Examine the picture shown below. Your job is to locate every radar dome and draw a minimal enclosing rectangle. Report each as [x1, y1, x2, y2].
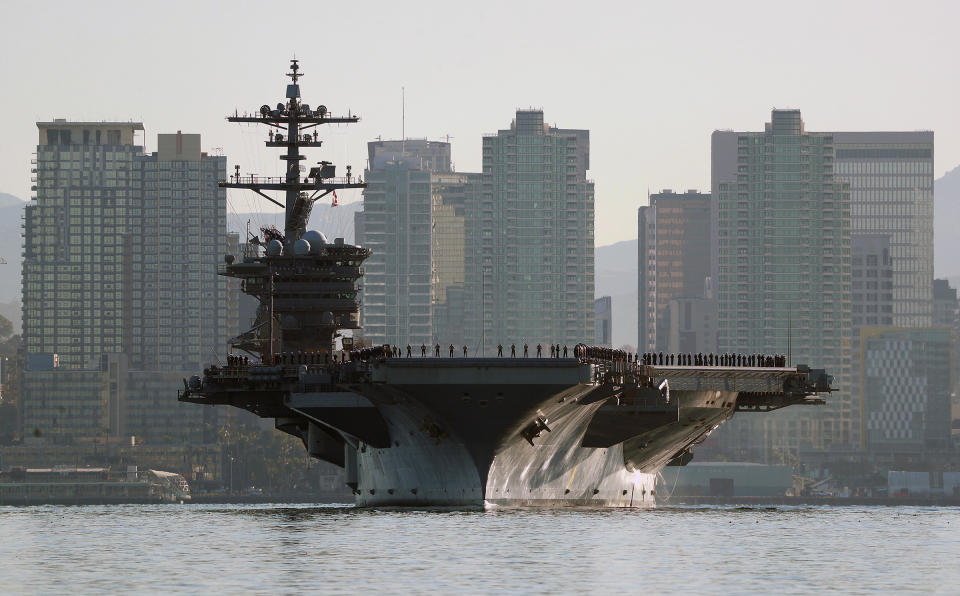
[294, 239, 311, 255]
[265, 239, 284, 256]
[302, 230, 327, 253]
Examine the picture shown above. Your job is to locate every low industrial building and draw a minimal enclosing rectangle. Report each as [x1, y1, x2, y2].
[658, 462, 794, 497]
[888, 471, 960, 497]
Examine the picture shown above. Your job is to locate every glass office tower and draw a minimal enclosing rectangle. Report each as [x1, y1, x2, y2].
[474, 110, 594, 351]
[834, 132, 934, 328]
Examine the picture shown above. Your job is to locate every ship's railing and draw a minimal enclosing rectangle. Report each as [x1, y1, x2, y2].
[218, 262, 365, 276]
[572, 345, 828, 394]
[202, 357, 358, 384]
[223, 174, 362, 187]
[575, 345, 791, 371]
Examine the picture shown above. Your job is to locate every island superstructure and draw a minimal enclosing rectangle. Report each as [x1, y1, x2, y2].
[179, 60, 833, 507]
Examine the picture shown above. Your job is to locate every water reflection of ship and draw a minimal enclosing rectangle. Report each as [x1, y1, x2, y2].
[179, 60, 832, 508]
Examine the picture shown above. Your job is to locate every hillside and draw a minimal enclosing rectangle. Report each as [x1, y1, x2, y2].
[0, 193, 23, 208]
[594, 238, 638, 349]
[0, 194, 25, 307]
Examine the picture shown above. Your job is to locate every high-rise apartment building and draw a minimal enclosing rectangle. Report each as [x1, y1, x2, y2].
[473, 110, 594, 351]
[711, 110, 852, 456]
[357, 112, 595, 353]
[638, 190, 711, 352]
[356, 144, 434, 345]
[132, 132, 232, 371]
[431, 171, 482, 346]
[356, 140, 478, 346]
[835, 132, 934, 328]
[24, 121, 145, 369]
[22, 123, 233, 443]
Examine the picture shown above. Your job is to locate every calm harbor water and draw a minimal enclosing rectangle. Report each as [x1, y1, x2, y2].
[1, 503, 957, 595]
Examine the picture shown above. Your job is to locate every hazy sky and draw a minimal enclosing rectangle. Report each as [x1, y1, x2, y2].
[2, 0, 958, 244]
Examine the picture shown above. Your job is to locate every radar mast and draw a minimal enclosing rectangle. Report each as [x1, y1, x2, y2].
[223, 58, 365, 243]
[218, 59, 370, 359]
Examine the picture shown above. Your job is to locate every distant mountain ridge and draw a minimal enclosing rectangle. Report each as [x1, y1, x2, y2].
[0, 194, 25, 308]
[0, 192, 24, 208]
[594, 238, 638, 349]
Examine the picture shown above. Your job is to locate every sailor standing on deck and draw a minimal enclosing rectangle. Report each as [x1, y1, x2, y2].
[511, 343, 516, 358]
[524, 343, 529, 358]
[537, 344, 543, 358]
[497, 344, 503, 357]
[463, 345, 468, 357]
[406, 345, 412, 358]
[435, 343, 441, 357]
[449, 344, 455, 357]
[421, 344, 427, 357]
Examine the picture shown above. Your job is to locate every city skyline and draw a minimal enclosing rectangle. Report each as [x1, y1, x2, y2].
[0, 23, 957, 521]
[356, 110, 595, 351]
[20, 124, 236, 445]
[2, 1, 959, 247]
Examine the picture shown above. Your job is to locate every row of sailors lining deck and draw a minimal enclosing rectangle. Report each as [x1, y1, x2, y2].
[351, 343, 583, 360]
[220, 349, 789, 369]
[220, 352, 350, 369]
[641, 352, 787, 368]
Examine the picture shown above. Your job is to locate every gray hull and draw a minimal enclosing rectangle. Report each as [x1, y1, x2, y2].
[302, 359, 736, 508]
[186, 357, 827, 509]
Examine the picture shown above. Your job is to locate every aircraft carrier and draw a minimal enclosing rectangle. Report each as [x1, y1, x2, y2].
[179, 60, 833, 508]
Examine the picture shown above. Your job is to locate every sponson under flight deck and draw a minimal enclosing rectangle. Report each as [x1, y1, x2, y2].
[179, 60, 833, 508]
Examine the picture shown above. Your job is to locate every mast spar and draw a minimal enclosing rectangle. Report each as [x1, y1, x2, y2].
[222, 58, 366, 243]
